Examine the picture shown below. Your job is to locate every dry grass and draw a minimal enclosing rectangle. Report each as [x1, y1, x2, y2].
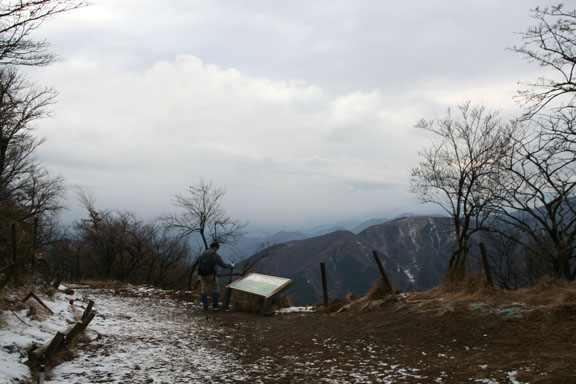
[316, 293, 361, 313]
[365, 278, 394, 300]
[515, 275, 576, 305]
[410, 275, 576, 317]
[322, 274, 576, 318]
[77, 279, 123, 288]
[435, 272, 498, 295]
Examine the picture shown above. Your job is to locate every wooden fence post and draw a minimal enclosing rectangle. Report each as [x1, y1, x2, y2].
[371, 250, 394, 293]
[80, 311, 96, 329]
[223, 267, 234, 311]
[320, 262, 329, 306]
[64, 323, 84, 344]
[23, 292, 54, 315]
[44, 332, 65, 361]
[52, 275, 62, 289]
[82, 300, 94, 321]
[27, 310, 96, 369]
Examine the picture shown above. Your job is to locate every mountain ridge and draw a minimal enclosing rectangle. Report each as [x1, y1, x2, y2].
[246, 215, 454, 305]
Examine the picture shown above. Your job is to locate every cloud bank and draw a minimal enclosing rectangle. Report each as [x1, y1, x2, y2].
[25, 0, 560, 228]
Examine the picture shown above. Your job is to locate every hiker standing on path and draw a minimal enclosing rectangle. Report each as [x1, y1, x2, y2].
[197, 242, 234, 310]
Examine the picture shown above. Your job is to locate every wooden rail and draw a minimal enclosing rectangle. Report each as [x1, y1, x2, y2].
[27, 301, 96, 369]
[22, 292, 54, 315]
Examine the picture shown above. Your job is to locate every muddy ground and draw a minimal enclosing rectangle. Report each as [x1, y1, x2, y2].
[208, 281, 576, 383]
[7, 279, 574, 383]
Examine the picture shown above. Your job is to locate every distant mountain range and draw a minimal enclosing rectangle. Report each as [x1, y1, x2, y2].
[218, 217, 395, 261]
[242, 215, 454, 305]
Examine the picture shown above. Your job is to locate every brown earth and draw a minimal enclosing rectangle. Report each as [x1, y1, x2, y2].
[207, 279, 576, 383]
[8, 279, 573, 383]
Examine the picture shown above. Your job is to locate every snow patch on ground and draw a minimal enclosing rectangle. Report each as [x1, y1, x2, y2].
[275, 306, 314, 314]
[1, 286, 542, 383]
[0, 287, 78, 384]
[46, 288, 244, 383]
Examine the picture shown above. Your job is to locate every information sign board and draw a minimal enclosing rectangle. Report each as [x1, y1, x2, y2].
[226, 273, 293, 298]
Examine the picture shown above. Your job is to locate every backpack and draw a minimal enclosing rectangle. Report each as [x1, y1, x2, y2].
[197, 250, 216, 276]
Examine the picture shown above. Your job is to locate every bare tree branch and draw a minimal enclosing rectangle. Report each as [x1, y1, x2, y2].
[0, 0, 88, 66]
[411, 102, 516, 278]
[495, 110, 576, 281]
[161, 178, 247, 249]
[512, 4, 576, 117]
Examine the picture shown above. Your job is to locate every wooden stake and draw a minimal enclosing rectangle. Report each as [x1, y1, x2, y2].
[27, 331, 63, 367]
[52, 275, 62, 289]
[223, 288, 232, 310]
[27, 311, 97, 369]
[82, 300, 94, 321]
[64, 322, 84, 343]
[43, 332, 65, 361]
[81, 311, 96, 329]
[22, 292, 54, 315]
[372, 250, 394, 293]
[320, 262, 329, 306]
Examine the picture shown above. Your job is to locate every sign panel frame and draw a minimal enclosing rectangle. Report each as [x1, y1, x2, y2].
[226, 272, 293, 298]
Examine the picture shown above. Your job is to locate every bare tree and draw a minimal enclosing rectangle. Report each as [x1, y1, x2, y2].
[74, 190, 119, 280]
[0, 69, 56, 203]
[485, 4, 576, 284]
[147, 229, 190, 287]
[411, 102, 516, 280]
[18, 165, 64, 220]
[0, 0, 87, 275]
[235, 241, 275, 277]
[0, 67, 63, 267]
[162, 179, 247, 249]
[0, 0, 88, 221]
[495, 110, 576, 281]
[0, 0, 88, 66]
[74, 189, 192, 284]
[512, 4, 576, 116]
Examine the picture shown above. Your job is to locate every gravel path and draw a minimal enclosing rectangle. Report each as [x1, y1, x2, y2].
[48, 289, 250, 383]
[43, 286, 574, 383]
[47, 288, 420, 384]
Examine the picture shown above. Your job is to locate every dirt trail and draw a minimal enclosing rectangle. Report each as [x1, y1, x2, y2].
[212, 288, 576, 383]
[47, 285, 575, 383]
[47, 288, 247, 383]
[50, 288, 427, 383]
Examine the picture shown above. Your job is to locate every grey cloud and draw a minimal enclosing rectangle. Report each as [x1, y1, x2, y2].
[24, 0, 561, 229]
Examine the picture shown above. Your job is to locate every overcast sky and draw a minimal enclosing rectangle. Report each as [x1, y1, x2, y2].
[25, 0, 561, 230]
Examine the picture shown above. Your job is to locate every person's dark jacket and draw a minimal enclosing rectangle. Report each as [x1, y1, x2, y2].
[197, 247, 232, 276]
